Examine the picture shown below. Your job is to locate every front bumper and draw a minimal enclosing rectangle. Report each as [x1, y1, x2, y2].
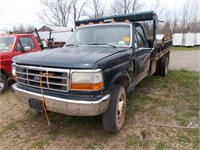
[12, 84, 110, 116]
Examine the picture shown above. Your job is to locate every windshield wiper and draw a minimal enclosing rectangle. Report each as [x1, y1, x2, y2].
[87, 43, 116, 48]
[65, 44, 79, 47]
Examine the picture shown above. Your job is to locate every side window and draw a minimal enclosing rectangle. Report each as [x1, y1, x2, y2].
[16, 42, 23, 51]
[19, 37, 36, 50]
[135, 26, 146, 48]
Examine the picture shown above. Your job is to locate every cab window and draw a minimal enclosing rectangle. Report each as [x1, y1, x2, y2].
[16, 37, 36, 51]
[66, 24, 131, 47]
[135, 26, 146, 48]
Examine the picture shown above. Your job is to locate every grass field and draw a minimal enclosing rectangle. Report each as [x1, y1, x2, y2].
[172, 46, 200, 51]
[0, 70, 199, 150]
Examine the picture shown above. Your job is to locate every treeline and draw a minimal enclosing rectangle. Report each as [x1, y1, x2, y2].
[11, 24, 36, 34]
[11, 0, 200, 35]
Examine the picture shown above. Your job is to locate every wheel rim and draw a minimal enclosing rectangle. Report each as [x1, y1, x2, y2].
[117, 94, 126, 124]
[0, 78, 5, 91]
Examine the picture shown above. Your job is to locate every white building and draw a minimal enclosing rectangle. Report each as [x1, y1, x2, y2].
[172, 33, 183, 46]
[195, 33, 200, 46]
[183, 33, 195, 47]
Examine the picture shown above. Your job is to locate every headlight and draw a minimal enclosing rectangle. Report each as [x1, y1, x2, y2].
[71, 69, 104, 91]
[12, 63, 16, 80]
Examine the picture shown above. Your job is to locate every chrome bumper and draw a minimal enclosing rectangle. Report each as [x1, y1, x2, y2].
[12, 84, 110, 116]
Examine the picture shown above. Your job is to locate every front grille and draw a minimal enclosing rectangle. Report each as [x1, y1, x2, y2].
[15, 64, 70, 92]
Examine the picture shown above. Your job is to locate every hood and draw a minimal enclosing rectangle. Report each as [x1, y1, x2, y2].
[13, 46, 127, 69]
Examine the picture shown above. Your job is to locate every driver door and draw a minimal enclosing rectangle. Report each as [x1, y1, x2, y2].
[134, 25, 151, 78]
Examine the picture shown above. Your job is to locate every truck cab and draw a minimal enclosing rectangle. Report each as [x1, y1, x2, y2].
[0, 34, 42, 93]
[12, 11, 172, 132]
[65, 22, 151, 88]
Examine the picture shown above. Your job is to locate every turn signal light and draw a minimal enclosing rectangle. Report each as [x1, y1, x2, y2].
[71, 82, 104, 91]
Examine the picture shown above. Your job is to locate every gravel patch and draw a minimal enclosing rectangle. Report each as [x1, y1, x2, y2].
[169, 50, 200, 72]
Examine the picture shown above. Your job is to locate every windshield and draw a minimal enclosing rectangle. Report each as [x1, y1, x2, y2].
[0, 36, 15, 52]
[66, 24, 131, 47]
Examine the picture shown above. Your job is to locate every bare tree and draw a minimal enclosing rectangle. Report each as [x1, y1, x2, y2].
[25, 25, 36, 33]
[160, 20, 172, 36]
[71, 0, 88, 24]
[180, 0, 200, 33]
[171, 7, 178, 33]
[181, 1, 189, 33]
[110, 0, 143, 15]
[150, 0, 168, 21]
[83, 0, 105, 18]
[38, 0, 73, 27]
[148, 0, 172, 36]
[189, 0, 199, 32]
[92, 0, 104, 18]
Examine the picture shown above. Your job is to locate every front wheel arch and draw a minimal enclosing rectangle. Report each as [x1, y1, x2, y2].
[0, 68, 9, 79]
[106, 70, 131, 93]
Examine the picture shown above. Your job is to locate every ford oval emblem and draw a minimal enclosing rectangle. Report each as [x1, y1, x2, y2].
[33, 76, 40, 81]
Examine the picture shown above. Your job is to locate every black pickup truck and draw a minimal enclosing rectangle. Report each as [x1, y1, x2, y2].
[12, 11, 172, 133]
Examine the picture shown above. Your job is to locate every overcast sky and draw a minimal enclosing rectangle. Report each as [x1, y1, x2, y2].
[0, 0, 188, 31]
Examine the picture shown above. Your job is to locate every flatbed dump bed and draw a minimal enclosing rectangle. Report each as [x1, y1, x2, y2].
[154, 40, 172, 59]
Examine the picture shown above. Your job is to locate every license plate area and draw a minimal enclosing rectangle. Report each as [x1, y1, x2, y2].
[28, 98, 44, 113]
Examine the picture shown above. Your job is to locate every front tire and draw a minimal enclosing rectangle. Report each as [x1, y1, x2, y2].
[0, 73, 8, 93]
[102, 85, 126, 133]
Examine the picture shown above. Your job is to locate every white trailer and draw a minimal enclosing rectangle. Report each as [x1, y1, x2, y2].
[172, 33, 183, 46]
[195, 33, 200, 46]
[183, 33, 195, 47]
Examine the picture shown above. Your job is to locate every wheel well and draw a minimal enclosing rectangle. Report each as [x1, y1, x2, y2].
[115, 76, 130, 92]
[0, 69, 8, 79]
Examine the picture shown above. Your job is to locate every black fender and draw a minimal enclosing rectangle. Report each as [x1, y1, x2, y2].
[105, 70, 131, 93]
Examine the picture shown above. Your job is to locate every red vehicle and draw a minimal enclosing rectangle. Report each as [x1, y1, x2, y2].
[0, 34, 42, 93]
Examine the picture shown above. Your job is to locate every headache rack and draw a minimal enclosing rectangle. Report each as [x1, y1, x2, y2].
[75, 11, 158, 41]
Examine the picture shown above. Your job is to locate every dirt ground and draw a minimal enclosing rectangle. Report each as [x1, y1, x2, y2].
[169, 50, 200, 72]
[0, 51, 199, 150]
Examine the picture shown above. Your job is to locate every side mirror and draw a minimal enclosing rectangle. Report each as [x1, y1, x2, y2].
[23, 46, 31, 51]
[154, 34, 165, 48]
